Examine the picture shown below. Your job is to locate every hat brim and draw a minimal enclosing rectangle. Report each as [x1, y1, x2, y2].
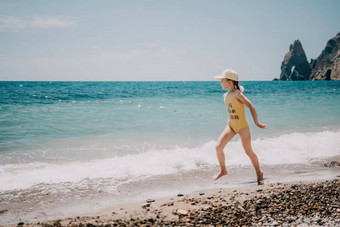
[214, 75, 238, 81]
[214, 75, 224, 80]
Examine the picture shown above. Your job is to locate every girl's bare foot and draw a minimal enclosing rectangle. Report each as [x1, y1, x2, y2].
[257, 171, 264, 184]
[212, 169, 228, 180]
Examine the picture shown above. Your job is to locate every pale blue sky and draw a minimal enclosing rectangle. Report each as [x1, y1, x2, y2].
[0, 0, 339, 81]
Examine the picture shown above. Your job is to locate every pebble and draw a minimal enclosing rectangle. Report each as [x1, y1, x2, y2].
[272, 221, 279, 226]
[303, 217, 311, 224]
[141, 203, 150, 208]
[0, 209, 8, 214]
[176, 209, 188, 215]
[146, 199, 155, 203]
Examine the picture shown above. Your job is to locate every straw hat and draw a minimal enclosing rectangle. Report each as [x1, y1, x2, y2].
[214, 69, 238, 81]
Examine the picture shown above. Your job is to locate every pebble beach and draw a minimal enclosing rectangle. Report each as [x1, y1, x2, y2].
[8, 179, 339, 227]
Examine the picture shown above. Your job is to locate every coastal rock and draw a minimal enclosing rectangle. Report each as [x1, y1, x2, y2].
[310, 32, 340, 80]
[279, 40, 311, 80]
[277, 32, 340, 80]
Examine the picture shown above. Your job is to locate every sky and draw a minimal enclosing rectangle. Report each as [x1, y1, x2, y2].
[0, 0, 339, 81]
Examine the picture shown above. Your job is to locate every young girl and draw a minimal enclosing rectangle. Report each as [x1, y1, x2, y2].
[213, 69, 266, 183]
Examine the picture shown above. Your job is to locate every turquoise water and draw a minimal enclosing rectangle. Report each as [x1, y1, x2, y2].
[0, 81, 339, 223]
[1, 81, 340, 163]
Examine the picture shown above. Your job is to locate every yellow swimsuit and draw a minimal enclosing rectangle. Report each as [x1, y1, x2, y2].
[223, 93, 248, 133]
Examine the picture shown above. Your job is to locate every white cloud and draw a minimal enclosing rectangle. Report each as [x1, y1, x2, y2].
[31, 18, 76, 28]
[0, 16, 76, 31]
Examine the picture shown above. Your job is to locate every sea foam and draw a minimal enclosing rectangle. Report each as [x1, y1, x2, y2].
[0, 130, 339, 191]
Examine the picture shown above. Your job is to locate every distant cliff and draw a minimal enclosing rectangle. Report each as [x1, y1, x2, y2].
[310, 32, 340, 80]
[276, 32, 340, 80]
[279, 40, 311, 80]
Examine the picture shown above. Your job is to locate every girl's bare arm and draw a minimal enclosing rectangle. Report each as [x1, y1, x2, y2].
[235, 90, 267, 129]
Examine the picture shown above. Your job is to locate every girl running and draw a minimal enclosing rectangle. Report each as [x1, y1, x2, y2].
[213, 69, 267, 183]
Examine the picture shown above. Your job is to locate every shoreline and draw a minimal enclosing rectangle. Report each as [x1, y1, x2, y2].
[5, 178, 339, 227]
[1, 162, 339, 226]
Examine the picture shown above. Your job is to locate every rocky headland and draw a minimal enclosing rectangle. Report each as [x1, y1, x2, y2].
[276, 32, 340, 81]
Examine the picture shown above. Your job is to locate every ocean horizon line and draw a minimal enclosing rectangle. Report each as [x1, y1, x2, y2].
[0, 79, 335, 82]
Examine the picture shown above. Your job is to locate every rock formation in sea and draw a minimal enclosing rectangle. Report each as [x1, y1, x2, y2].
[310, 32, 340, 80]
[277, 32, 340, 81]
[279, 40, 311, 81]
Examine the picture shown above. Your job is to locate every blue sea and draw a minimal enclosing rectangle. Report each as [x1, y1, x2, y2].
[0, 81, 340, 223]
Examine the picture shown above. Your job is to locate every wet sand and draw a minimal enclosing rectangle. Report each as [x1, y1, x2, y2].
[4, 178, 339, 227]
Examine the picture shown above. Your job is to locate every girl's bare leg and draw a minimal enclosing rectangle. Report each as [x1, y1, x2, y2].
[239, 126, 264, 182]
[213, 125, 236, 180]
